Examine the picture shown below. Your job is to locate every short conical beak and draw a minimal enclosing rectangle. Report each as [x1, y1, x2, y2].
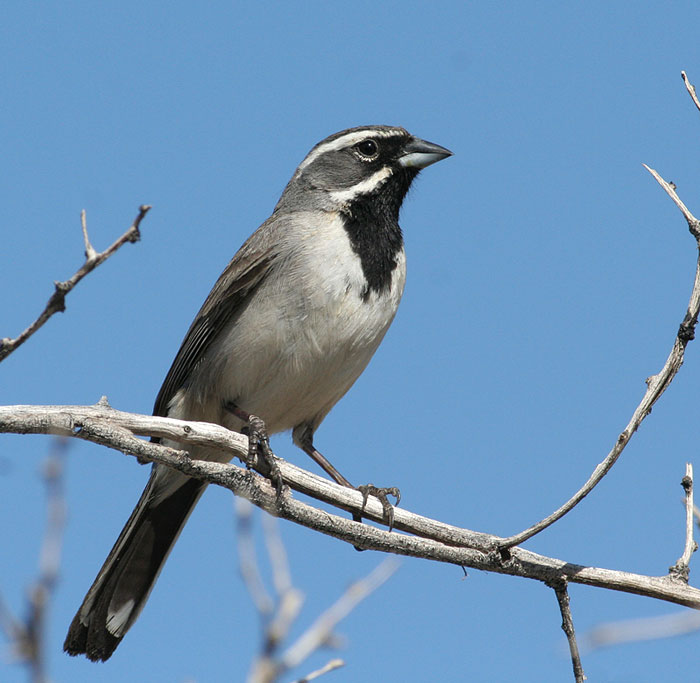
[399, 136, 453, 169]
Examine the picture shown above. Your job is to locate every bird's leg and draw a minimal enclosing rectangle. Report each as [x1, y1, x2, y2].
[224, 402, 283, 495]
[295, 427, 401, 530]
[300, 440, 353, 488]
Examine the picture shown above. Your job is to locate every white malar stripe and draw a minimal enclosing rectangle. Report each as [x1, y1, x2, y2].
[297, 128, 405, 173]
[328, 166, 393, 204]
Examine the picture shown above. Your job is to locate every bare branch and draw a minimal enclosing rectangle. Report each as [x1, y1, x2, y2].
[80, 209, 97, 260]
[262, 510, 293, 598]
[682, 70, 700, 114]
[280, 560, 397, 672]
[0, 401, 496, 548]
[642, 164, 700, 237]
[259, 526, 304, 677]
[670, 464, 697, 582]
[242, 501, 390, 683]
[0, 205, 151, 362]
[244, 503, 305, 683]
[586, 610, 700, 650]
[237, 499, 275, 617]
[0, 593, 25, 662]
[501, 161, 700, 549]
[293, 659, 344, 682]
[0, 439, 68, 683]
[548, 579, 585, 683]
[3, 402, 700, 611]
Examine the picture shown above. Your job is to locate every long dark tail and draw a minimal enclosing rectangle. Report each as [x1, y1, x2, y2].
[63, 468, 206, 661]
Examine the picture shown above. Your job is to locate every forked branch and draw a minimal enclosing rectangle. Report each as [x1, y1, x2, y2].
[500, 72, 700, 549]
[0, 205, 150, 362]
[2, 402, 700, 613]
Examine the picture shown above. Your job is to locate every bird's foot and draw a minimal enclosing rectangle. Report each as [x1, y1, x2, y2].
[245, 415, 282, 497]
[242, 415, 283, 495]
[357, 484, 401, 531]
[226, 402, 283, 495]
[293, 425, 400, 530]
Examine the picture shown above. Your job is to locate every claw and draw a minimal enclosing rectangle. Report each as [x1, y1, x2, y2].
[357, 484, 401, 531]
[248, 416, 283, 496]
[294, 431, 400, 528]
[227, 403, 283, 496]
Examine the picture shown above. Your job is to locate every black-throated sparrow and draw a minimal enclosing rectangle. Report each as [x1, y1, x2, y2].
[64, 125, 452, 661]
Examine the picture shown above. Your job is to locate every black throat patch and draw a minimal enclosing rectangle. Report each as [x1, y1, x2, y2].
[341, 167, 417, 301]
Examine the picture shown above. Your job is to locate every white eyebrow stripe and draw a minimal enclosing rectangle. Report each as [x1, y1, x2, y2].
[297, 128, 405, 173]
[328, 166, 394, 204]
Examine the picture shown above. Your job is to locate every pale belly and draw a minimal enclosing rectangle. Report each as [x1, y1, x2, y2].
[214, 259, 404, 434]
[167, 214, 406, 444]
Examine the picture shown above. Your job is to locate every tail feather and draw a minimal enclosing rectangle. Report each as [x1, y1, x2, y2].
[63, 469, 206, 661]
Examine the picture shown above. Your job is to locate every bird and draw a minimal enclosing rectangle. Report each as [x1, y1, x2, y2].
[63, 125, 452, 661]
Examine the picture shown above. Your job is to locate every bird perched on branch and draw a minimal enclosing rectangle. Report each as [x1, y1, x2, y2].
[64, 125, 452, 661]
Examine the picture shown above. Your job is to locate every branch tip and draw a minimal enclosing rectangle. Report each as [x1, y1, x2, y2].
[0, 205, 150, 363]
[671, 463, 697, 581]
[81, 209, 97, 260]
[682, 70, 700, 113]
[501, 84, 700, 549]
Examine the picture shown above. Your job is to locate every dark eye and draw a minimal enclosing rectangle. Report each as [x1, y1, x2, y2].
[356, 139, 379, 159]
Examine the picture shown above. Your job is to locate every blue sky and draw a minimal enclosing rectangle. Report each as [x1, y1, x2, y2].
[3, 2, 700, 681]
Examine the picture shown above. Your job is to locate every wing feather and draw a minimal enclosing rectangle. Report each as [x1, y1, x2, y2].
[152, 234, 277, 418]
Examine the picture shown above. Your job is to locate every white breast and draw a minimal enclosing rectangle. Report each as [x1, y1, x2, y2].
[188, 211, 406, 437]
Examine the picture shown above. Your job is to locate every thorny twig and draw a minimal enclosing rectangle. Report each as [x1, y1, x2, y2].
[0, 205, 150, 362]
